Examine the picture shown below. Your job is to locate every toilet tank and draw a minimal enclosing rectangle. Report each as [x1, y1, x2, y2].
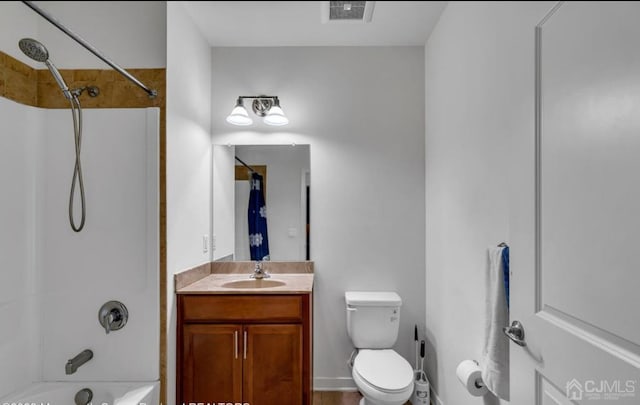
[345, 291, 402, 349]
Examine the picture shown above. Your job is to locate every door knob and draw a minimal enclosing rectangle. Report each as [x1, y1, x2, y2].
[503, 320, 527, 346]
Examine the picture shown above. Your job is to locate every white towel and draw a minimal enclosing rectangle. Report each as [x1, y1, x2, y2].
[481, 246, 510, 400]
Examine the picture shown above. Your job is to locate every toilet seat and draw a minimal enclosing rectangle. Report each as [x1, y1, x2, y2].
[353, 349, 414, 393]
[353, 371, 415, 405]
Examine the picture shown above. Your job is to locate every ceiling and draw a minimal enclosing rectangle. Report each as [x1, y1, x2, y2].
[182, 1, 448, 47]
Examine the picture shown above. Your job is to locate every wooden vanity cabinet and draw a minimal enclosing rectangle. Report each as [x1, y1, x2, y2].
[181, 324, 243, 402]
[177, 294, 312, 405]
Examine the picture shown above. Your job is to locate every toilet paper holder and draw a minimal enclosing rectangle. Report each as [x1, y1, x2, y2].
[457, 359, 488, 397]
[471, 360, 485, 389]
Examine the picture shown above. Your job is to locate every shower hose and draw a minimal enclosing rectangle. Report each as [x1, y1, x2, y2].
[68, 95, 86, 232]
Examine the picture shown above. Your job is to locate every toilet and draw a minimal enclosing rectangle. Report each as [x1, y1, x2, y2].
[345, 291, 414, 405]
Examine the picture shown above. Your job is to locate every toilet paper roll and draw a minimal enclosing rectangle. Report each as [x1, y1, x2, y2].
[456, 360, 488, 397]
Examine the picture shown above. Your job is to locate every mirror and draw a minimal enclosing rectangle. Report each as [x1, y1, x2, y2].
[212, 144, 310, 261]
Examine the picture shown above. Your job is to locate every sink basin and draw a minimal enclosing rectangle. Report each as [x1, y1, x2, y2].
[221, 279, 287, 289]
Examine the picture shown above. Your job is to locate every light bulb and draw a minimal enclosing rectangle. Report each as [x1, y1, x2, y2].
[226, 99, 253, 126]
[264, 99, 289, 126]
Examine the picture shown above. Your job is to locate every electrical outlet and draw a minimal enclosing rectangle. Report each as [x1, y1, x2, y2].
[203, 235, 209, 253]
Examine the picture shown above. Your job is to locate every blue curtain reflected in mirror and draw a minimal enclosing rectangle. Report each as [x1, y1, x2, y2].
[248, 172, 270, 261]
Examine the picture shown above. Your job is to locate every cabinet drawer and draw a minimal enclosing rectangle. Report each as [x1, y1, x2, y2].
[181, 295, 303, 322]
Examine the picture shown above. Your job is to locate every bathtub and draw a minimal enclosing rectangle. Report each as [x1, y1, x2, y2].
[0, 382, 159, 405]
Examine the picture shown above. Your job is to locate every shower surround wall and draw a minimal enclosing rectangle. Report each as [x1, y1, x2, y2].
[0, 98, 40, 398]
[0, 61, 162, 397]
[39, 106, 159, 381]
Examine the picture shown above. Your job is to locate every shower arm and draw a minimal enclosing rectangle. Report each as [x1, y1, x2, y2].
[22, 1, 157, 99]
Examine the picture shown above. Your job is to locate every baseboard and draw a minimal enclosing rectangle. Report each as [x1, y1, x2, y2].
[313, 377, 358, 391]
[313, 377, 443, 404]
[431, 385, 443, 405]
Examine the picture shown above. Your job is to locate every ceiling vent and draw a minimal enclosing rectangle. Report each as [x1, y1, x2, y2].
[321, 1, 376, 24]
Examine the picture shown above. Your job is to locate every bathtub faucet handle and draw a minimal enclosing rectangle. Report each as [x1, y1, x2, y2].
[98, 301, 129, 335]
[102, 311, 115, 334]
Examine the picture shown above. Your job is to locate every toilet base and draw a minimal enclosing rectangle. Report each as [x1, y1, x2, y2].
[359, 398, 378, 405]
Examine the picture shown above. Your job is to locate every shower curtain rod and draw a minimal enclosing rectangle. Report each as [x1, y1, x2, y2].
[22, 1, 157, 99]
[235, 156, 256, 173]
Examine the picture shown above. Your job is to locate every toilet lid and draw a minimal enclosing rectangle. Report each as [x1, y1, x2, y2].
[353, 349, 414, 392]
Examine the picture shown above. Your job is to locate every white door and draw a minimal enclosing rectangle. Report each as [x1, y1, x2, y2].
[510, 2, 640, 404]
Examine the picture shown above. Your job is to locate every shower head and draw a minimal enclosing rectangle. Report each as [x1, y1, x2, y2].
[18, 38, 49, 62]
[18, 38, 72, 100]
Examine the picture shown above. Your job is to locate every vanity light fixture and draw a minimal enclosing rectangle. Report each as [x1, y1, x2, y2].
[226, 95, 289, 126]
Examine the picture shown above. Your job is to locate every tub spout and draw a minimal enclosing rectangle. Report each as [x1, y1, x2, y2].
[65, 349, 93, 375]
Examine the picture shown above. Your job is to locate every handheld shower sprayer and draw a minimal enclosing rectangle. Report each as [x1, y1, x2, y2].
[18, 38, 71, 100]
[44, 59, 72, 100]
[19, 37, 89, 232]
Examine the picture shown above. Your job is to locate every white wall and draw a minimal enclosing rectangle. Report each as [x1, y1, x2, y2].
[211, 46, 425, 389]
[0, 1, 39, 66]
[424, 2, 553, 404]
[166, 2, 212, 403]
[39, 108, 159, 381]
[30, 1, 166, 69]
[234, 145, 310, 261]
[0, 98, 41, 398]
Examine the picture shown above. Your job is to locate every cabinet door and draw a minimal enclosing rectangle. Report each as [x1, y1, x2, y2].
[182, 324, 242, 404]
[243, 324, 303, 405]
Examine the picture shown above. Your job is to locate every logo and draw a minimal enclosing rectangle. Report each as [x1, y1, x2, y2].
[566, 378, 637, 401]
[566, 379, 583, 400]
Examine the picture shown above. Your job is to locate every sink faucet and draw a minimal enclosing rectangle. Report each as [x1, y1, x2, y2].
[250, 261, 270, 279]
[65, 349, 93, 375]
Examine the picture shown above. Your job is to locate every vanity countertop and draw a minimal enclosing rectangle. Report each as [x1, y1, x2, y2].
[176, 272, 314, 295]
[175, 261, 314, 295]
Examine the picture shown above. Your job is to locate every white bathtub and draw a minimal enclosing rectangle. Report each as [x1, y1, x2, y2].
[0, 382, 159, 405]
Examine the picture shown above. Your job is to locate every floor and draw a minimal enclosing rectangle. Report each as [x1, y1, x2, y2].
[313, 391, 413, 405]
[313, 391, 363, 405]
